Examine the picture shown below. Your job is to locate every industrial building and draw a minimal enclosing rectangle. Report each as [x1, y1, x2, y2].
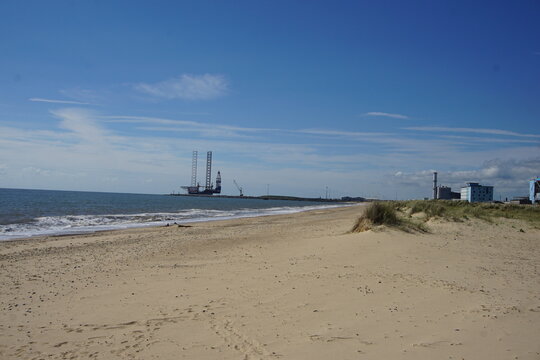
[432, 172, 460, 200]
[436, 186, 460, 200]
[530, 177, 540, 204]
[509, 196, 531, 205]
[460, 182, 493, 203]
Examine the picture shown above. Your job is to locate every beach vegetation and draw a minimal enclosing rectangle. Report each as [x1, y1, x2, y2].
[353, 200, 540, 233]
[351, 202, 428, 233]
[394, 200, 540, 225]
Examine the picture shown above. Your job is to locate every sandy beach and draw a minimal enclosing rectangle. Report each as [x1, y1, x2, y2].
[1, 204, 539, 359]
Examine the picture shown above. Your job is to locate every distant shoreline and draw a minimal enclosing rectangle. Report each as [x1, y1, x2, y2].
[169, 193, 366, 203]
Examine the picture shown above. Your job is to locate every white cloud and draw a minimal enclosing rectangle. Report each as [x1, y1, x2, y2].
[103, 115, 277, 132]
[89, 113, 540, 172]
[404, 126, 540, 138]
[439, 135, 539, 144]
[363, 112, 409, 119]
[102, 115, 280, 139]
[297, 129, 390, 137]
[103, 115, 202, 127]
[0, 110, 188, 193]
[51, 108, 109, 144]
[390, 157, 540, 198]
[135, 74, 228, 100]
[443, 158, 540, 183]
[1, 107, 537, 198]
[29, 97, 91, 105]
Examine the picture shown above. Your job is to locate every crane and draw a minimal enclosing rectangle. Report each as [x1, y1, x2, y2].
[233, 180, 244, 197]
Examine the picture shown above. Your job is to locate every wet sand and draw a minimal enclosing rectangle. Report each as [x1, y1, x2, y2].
[1, 205, 539, 359]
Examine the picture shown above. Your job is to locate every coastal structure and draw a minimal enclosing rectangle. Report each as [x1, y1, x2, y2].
[460, 182, 494, 203]
[432, 172, 460, 200]
[181, 151, 222, 195]
[233, 180, 244, 197]
[530, 177, 540, 204]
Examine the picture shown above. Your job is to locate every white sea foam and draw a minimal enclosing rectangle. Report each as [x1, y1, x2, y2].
[0, 204, 350, 241]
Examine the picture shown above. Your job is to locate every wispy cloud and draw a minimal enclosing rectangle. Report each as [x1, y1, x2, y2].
[404, 126, 540, 138]
[362, 112, 409, 119]
[29, 97, 91, 105]
[1, 107, 537, 197]
[59, 88, 103, 104]
[392, 157, 540, 196]
[104, 115, 392, 139]
[51, 108, 108, 142]
[296, 128, 390, 137]
[100, 115, 538, 158]
[135, 74, 228, 100]
[439, 135, 540, 144]
[103, 115, 202, 127]
[102, 115, 278, 138]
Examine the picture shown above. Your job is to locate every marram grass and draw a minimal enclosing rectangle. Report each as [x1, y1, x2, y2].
[351, 202, 428, 233]
[352, 200, 540, 233]
[395, 200, 540, 224]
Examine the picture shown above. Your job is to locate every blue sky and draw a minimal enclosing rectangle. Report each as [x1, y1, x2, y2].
[0, 1, 539, 199]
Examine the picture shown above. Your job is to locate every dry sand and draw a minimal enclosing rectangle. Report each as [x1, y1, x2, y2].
[1, 205, 539, 359]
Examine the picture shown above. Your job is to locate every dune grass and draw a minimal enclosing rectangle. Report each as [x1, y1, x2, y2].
[352, 200, 540, 233]
[395, 200, 540, 225]
[351, 202, 428, 233]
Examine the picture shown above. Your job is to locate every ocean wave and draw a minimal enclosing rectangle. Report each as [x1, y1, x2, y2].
[0, 204, 348, 241]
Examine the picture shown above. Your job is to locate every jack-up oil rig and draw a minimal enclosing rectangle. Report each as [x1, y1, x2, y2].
[181, 151, 221, 195]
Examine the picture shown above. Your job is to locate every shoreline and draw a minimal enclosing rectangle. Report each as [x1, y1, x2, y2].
[0, 203, 354, 242]
[1, 205, 539, 359]
[169, 193, 366, 203]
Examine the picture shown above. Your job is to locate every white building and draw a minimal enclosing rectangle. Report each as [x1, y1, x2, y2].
[460, 182, 494, 202]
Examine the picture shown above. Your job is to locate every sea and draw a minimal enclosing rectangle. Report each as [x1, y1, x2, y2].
[0, 188, 348, 241]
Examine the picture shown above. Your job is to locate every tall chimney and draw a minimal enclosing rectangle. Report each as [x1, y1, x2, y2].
[433, 172, 438, 200]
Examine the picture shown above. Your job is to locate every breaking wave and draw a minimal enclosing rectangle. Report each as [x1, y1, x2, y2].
[0, 205, 346, 241]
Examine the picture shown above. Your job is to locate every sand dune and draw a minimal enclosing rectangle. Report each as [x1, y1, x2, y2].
[1, 205, 539, 359]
